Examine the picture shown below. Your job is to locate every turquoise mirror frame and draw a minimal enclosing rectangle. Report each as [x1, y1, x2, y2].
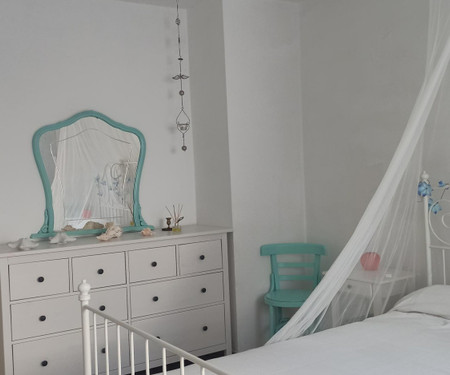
[31, 111, 153, 238]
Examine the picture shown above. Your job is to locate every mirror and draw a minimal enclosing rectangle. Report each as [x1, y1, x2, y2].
[31, 111, 152, 238]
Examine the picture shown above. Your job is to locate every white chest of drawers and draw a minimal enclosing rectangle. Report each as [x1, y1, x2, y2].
[0, 225, 232, 375]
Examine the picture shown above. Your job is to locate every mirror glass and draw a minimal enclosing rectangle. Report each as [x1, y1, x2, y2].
[32, 111, 150, 238]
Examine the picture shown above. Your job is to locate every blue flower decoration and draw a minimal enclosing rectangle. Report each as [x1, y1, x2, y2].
[432, 203, 442, 214]
[428, 198, 442, 214]
[418, 181, 432, 197]
[439, 180, 446, 187]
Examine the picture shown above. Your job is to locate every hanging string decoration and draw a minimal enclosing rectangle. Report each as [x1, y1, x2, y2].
[173, 0, 190, 152]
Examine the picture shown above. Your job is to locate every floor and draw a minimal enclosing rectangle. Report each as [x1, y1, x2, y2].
[134, 351, 225, 375]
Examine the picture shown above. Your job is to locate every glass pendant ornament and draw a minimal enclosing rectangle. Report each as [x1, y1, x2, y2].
[173, 0, 190, 152]
[176, 108, 190, 151]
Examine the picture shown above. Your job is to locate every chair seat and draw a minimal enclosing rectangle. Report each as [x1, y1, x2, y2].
[264, 289, 312, 308]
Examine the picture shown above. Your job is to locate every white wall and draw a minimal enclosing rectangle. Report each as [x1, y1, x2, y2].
[222, 0, 306, 351]
[187, 0, 233, 229]
[0, 0, 197, 242]
[300, 0, 429, 269]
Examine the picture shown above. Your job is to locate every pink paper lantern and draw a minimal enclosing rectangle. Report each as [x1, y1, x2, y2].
[360, 252, 380, 271]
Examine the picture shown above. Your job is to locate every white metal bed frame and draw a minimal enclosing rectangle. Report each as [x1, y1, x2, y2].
[421, 171, 450, 286]
[78, 172, 449, 375]
[79, 280, 230, 375]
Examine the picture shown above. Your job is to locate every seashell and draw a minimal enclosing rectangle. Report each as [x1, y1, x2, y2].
[105, 222, 115, 229]
[107, 225, 123, 238]
[96, 225, 123, 241]
[96, 233, 111, 241]
[141, 228, 153, 237]
[49, 232, 77, 244]
[8, 238, 39, 251]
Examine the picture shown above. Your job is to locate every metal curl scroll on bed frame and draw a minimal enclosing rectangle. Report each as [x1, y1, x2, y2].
[421, 171, 450, 286]
[79, 280, 229, 375]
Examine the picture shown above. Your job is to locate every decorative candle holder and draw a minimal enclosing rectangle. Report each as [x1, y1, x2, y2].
[162, 217, 172, 231]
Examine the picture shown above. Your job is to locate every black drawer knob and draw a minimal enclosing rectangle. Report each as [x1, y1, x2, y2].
[37, 276, 45, 283]
[202, 326, 208, 332]
[97, 268, 104, 275]
[199, 255, 205, 260]
[153, 296, 159, 302]
[151, 261, 158, 267]
[101, 348, 106, 354]
[39, 315, 46, 322]
[201, 288, 207, 293]
[99, 305, 106, 311]
[41, 360, 48, 367]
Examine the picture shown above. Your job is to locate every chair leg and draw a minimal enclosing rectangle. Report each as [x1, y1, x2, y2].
[269, 305, 276, 336]
[274, 307, 283, 334]
[269, 305, 284, 336]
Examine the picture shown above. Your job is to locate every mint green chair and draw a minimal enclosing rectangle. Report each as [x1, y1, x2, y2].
[261, 243, 326, 336]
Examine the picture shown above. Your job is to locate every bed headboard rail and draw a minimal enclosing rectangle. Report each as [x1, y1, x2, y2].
[422, 171, 450, 286]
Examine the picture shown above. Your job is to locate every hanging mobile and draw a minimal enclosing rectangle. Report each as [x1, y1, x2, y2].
[173, 0, 190, 152]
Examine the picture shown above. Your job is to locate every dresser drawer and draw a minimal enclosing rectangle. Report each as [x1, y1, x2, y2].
[12, 326, 129, 375]
[129, 246, 176, 282]
[131, 272, 224, 318]
[13, 332, 82, 375]
[11, 288, 128, 340]
[9, 259, 69, 301]
[179, 240, 223, 275]
[90, 288, 128, 322]
[11, 295, 79, 340]
[72, 252, 126, 290]
[133, 304, 226, 363]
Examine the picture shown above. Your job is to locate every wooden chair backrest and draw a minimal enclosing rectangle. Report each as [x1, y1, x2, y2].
[261, 243, 326, 290]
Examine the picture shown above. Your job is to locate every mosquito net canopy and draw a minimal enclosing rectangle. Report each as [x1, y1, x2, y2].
[268, 0, 450, 344]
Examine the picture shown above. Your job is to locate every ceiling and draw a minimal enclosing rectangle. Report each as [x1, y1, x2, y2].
[117, 0, 199, 8]
[117, 0, 302, 8]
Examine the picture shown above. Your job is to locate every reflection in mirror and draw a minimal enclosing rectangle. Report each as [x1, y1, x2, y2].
[32, 111, 151, 238]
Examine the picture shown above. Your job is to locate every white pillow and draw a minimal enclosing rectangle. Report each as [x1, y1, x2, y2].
[392, 285, 450, 319]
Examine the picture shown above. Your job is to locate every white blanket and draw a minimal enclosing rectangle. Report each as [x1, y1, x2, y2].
[176, 311, 450, 374]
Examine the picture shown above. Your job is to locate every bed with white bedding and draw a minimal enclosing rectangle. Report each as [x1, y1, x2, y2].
[80, 173, 450, 375]
[168, 285, 450, 375]
[79, 283, 450, 375]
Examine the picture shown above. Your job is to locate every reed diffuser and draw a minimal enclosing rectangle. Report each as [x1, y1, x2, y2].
[166, 204, 184, 232]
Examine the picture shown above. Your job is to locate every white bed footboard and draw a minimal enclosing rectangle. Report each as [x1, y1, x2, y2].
[79, 280, 229, 375]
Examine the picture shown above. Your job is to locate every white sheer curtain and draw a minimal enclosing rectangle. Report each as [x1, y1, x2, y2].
[268, 0, 450, 344]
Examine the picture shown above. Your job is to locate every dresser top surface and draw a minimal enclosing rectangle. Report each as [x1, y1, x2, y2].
[0, 225, 232, 258]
